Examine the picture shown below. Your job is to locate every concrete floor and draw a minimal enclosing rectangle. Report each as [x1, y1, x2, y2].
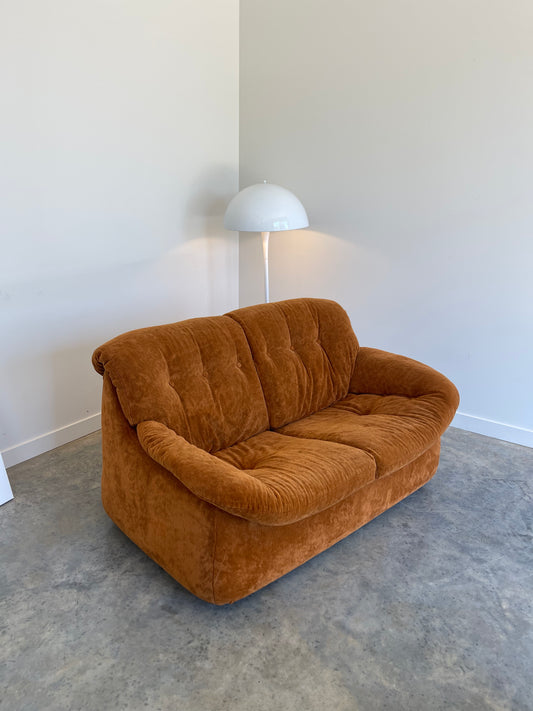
[1, 428, 532, 711]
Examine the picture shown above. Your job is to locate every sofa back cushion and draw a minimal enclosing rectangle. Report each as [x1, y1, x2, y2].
[227, 299, 359, 428]
[92, 316, 269, 453]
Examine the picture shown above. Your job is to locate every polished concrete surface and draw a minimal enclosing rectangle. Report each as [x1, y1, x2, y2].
[1, 427, 532, 711]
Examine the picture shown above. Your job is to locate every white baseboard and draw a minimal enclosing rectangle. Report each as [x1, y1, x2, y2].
[1, 409, 530, 469]
[452, 411, 533, 448]
[1, 413, 101, 469]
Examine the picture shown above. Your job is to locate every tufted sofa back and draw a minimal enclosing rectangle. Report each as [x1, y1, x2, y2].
[227, 299, 359, 428]
[92, 316, 269, 453]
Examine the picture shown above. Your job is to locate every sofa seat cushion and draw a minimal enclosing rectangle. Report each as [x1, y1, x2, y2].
[138, 422, 376, 526]
[213, 431, 376, 523]
[276, 392, 449, 477]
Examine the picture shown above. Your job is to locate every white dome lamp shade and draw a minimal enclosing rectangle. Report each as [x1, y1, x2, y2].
[224, 181, 309, 303]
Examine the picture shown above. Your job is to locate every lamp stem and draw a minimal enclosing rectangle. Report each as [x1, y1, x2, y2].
[261, 231, 270, 303]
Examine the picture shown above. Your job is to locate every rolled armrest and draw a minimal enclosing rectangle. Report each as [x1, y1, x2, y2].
[137, 421, 325, 526]
[350, 347, 460, 427]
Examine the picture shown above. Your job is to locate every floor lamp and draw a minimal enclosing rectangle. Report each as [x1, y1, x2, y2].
[224, 181, 309, 303]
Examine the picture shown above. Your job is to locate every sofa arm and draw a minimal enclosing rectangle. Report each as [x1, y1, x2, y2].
[137, 420, 333, 526]
[350, 347, 460, 425]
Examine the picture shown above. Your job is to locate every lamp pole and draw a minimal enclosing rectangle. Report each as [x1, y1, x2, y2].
[261, 231, 270, 303]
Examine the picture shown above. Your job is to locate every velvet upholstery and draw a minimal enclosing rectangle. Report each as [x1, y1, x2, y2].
[227, 299, 358, 428]
[211, 443, 441, 604]
[93, 315, 268, 453]
[277, 348, 459, 477]
[139, 423, 375, 525]
[99, 375, 218, 602]
[92, 298, 460, 604]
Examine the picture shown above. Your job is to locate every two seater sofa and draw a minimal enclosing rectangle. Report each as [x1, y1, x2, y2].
[92, 298, 459, 604]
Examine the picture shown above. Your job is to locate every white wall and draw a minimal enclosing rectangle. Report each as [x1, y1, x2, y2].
[240, 0, 533, 447]
[1, 0, 239, 466]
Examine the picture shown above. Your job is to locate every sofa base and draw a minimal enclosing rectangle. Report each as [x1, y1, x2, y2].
[101, 375, 441, 605]
[210, 441, 440, 604]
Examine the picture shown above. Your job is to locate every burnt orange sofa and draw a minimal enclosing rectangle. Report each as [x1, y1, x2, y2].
[92, 298, 459, 604]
